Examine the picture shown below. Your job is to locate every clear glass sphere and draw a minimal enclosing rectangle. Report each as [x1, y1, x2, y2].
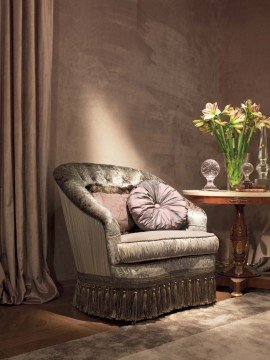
[242, 162, 254, 180]
[201, 159, 220, 190]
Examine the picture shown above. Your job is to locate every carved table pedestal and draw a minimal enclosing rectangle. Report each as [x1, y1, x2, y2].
[183, 190, 270, 297]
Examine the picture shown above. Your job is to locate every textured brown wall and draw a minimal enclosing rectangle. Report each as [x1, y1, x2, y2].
[50, 0, 270, 281]
[213, 0, 270, 265]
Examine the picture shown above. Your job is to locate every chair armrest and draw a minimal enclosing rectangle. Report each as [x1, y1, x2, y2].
[185, 199, 207, 232]
[53, 165, 121, 238]
[57, 181, 123, 265]
[68, 183, 122, 238]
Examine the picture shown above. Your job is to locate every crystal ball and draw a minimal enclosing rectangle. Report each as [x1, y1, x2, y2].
[242, 162, 254, 177]
[201, 159, 220, 180]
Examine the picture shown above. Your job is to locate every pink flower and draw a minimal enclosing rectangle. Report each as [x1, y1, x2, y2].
[222, 105, 234, 116]
[241, 99, 260, 113]
[254, 116, 270, 130]
[251, 102, 260, 112]
[202, 102, 221, 120]
[230, 108, 245, 124]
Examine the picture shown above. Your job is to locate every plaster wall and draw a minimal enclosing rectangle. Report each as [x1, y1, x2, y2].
[213, 0, 270, 265]
[49, 0, 270, 281]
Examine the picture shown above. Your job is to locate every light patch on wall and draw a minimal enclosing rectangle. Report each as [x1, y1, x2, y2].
[87, 100, 143, 168]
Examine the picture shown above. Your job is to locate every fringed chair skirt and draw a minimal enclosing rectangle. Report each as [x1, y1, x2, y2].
[73, 269, 216, 322]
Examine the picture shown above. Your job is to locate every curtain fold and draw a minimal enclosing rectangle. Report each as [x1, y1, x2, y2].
[0, 0, 58, 304]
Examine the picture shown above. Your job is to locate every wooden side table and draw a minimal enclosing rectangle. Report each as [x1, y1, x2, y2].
[183, 190, 270, 296]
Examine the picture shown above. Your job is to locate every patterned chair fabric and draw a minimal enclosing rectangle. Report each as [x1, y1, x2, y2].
[54, 163, 219, 322]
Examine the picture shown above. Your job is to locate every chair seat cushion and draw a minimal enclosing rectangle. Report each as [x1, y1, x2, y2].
[127, 180, 187, 231]
[116, 230, 219, 264]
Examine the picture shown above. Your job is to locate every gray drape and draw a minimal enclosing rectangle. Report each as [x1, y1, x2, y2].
[0, 0, 58, 304]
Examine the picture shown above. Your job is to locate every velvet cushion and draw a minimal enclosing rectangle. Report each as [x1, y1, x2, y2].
[92, 193, 134, 233]
[127, 180, 187, 231]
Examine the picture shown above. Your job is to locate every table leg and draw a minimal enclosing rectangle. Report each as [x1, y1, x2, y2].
[230, 278, 247, 297]
[218, 204, 259, 279]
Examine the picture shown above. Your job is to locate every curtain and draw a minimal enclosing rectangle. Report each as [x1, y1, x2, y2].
[0, 0, 58, 304]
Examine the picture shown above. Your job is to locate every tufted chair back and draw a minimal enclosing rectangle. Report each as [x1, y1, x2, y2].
[54, 163, 163, 196]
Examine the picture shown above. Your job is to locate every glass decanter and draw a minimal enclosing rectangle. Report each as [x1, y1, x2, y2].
[201, 159, 220, 190]
[255, 127, 269, 188]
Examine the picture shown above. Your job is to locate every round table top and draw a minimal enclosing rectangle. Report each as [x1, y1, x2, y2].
[182, 189, 270, 205]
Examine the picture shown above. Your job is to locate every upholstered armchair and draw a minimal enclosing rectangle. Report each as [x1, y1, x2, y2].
[54, 163, 219, 322]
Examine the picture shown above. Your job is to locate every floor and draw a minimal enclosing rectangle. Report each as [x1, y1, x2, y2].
[0, 287, 231, 359]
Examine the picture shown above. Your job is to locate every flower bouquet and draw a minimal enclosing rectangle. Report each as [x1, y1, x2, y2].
[193, 100, 270, 188]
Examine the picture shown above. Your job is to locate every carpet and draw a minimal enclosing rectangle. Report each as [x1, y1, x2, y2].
[8, 292, 270, 360]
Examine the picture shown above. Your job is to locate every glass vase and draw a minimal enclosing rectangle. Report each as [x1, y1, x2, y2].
[224, 153, 246, 190]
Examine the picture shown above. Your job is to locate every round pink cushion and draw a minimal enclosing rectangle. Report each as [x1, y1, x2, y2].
[127, 181, 187, 231]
